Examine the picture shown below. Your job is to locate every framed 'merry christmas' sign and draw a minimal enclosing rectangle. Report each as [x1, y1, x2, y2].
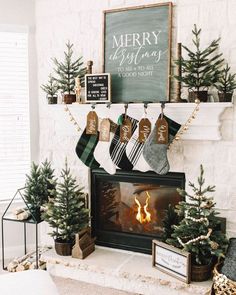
[103, 2, 172, 103]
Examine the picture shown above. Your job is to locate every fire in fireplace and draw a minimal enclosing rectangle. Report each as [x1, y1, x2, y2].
[91, 169, 185, 254]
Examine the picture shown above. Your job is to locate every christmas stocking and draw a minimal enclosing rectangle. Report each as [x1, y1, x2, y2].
[126, 118, 152, 172]
[109, 114, 138, 171]
[143, 115, 181, 175]
[94, 131, 116, 175]
[75, 128, 100, 169]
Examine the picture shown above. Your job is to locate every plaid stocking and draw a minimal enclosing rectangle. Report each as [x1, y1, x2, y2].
[75, 128, 100, 169]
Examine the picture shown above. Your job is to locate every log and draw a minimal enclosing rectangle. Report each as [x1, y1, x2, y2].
[16, 210, 31, 220]
[7, 246, 51, 272]
[11, 207, 26, 215]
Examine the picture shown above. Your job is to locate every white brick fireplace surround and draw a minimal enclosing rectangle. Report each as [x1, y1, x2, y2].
[36, 0, 236, 294]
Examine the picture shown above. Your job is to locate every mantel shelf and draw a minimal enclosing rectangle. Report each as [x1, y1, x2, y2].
[48, 102, 233, 141]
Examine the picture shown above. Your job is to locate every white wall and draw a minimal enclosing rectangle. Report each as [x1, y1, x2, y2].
[0, 0, 39, 162]
[35, 0, 236, 245]
[0, 0, 38, 261]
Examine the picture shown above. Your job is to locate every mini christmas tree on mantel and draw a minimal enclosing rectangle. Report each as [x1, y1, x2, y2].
[174, 24, 224, 102]
[52, 41, 86, 104]
[167, 165, 228, 281]
[40, 74, 59, 104]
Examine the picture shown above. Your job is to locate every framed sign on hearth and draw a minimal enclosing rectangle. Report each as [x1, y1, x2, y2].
[103, 2, 172, 103]
[152, 240, 191, 283]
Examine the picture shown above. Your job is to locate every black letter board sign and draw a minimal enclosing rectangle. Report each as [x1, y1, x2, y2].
[85, 73, 111, 103]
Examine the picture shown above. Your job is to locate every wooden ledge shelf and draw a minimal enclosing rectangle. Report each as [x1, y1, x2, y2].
[48, 102, 233, 141]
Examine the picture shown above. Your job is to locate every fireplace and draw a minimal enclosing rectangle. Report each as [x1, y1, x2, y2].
[91, 169, 185, 254]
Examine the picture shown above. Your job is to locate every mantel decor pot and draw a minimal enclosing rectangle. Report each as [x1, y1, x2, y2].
[63, 94, 76, 104]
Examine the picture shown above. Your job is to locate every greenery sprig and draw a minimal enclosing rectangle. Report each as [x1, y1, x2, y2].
[215, 64, 236, 93]
[41, 74, 58, 98]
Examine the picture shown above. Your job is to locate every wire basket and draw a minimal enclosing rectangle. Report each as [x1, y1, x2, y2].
[212, 262, 236, 295]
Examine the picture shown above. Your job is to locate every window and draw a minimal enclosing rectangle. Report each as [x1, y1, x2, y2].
[0, 29, 30, 201]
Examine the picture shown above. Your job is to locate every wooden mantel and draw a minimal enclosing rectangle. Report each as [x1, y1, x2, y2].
[48, 102, 233, 141]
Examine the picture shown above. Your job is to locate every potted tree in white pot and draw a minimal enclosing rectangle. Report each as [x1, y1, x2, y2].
[215, 64, 236, 102]
[43, 160, 90, 256]
[52, 41, 86, 104]
[174, 25, 224, 102]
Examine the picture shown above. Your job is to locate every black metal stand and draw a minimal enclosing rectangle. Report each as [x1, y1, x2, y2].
[1, 189, 42, 270]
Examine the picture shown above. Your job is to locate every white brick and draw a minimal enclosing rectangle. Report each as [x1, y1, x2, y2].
[199, 0, 227, 30]
[213, 142, 230, 165]
[214, 185, 230, 210]
[36, 0, 236, 240]
[229, 196, 236, 210]
[227, 221, 236, 232]
[228, 0, 236, 25]
[177, 5, 199, 34]
[220, 119, 234, 141]
[108, 0, 125, 8]
[229, 147, 236, 166]
[229, 47, 236, 64]
[229, 185, 236, 198]
[221, 107, 234, 120]
[226, 230, 236, 238]
[168, 142, 184, 172]
[183, 141, 214, 166]
[220, 26, 236, 56]
[215, 165, 232, 185]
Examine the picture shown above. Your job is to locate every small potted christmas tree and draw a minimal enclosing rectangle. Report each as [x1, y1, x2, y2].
[24, 160, 57, 222]
[24, 162, 46, 222]
[52, 41, 86, 104]
[215, 64, 236, 102]
[41, 74, 58, 104]
[43, 160, 90, 256]
[174, 25, 224, 102]
[167, 165, 228, 282]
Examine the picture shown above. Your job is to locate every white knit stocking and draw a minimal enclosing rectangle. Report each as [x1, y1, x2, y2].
[94, 134, 116, 175]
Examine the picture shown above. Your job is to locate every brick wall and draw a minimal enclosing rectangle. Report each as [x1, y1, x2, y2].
[35, 0, 236, 243]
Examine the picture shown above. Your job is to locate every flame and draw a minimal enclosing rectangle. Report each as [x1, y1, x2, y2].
[134, 191, 151, 224]
[144, 191, 151, 222]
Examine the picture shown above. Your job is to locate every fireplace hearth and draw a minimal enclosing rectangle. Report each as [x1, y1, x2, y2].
[91, 169, 185, 254]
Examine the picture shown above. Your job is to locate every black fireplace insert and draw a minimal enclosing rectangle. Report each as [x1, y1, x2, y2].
[91, 169, 185, 254]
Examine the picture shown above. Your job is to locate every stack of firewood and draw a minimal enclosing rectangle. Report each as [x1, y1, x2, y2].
[12, 207, 31, 220]
[11, 206, 46, 221]
[7, 247, 51, 272]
